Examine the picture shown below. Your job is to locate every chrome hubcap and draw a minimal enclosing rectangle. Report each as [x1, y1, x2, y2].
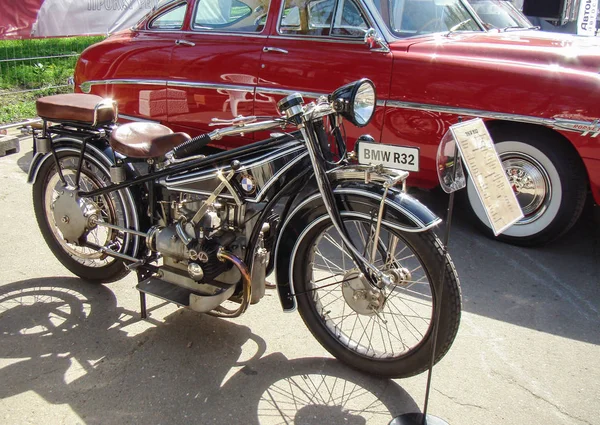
[502, 152, 551, 225]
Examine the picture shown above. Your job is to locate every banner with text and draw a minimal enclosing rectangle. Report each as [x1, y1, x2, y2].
[578, 0, 599, 36]
[0, 0, 162, 39]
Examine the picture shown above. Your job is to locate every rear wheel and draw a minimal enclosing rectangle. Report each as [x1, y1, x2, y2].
[33, 152, 131, 283]
[466, 128, 587, 246]
[291, 214, 461, 379]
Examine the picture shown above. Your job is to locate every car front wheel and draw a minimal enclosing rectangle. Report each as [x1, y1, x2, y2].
[466, 128, 587, 247]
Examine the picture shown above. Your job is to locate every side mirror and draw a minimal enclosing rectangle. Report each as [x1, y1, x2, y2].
[364, 28, 388, 52]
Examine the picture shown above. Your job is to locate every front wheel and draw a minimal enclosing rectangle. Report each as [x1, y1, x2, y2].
[291, 214, 461, 379]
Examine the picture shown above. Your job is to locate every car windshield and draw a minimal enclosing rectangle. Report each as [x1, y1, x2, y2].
[466, 0, 532, 30]
[372, 0, 532, 38]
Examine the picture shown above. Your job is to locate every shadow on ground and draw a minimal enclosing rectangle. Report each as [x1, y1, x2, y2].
[413, 188, 600, 346]
[0, 277, 418, 425]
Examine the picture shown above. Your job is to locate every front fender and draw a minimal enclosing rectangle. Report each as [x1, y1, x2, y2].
[274, 180, 441, 311]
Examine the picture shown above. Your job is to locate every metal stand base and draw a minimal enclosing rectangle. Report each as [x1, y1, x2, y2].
[389, 413, 449, 425]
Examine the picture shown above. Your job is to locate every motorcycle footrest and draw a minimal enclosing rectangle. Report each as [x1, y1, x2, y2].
[137, 277, 197, 307]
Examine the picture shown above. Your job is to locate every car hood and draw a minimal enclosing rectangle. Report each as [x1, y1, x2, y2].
[395, 30, 600, 73]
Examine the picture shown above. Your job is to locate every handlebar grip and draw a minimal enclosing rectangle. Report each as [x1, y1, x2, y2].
[172, 133, 212, 159]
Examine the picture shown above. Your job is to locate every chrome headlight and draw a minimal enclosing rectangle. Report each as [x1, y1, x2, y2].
[331, 79, 376, 127]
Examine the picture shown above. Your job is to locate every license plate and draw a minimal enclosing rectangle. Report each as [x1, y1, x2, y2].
[357, 143, 420, 172]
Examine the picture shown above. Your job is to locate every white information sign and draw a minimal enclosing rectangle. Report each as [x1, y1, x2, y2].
[450, 118, 524, 236]
[578, 0, 599, 36]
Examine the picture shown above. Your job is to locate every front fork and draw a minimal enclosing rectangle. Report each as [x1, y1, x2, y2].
[300, 119, 403, 290]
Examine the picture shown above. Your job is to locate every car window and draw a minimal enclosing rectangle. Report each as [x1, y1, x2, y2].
[279, 0, 368, 37]
[149, 3, 188, 30]
[372, 0, 480, 37]
[332, 0, 368, 36]
[193, 0, 269, 32]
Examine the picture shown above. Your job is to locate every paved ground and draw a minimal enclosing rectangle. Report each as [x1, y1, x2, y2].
[0, 140, 598, 425]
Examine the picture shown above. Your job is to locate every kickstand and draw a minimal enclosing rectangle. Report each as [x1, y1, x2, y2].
[140, 291, 147, 319]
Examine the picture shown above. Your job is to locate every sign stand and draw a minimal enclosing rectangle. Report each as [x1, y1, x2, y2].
[389, 117, 522, 425]
[388, 134, 460, 425]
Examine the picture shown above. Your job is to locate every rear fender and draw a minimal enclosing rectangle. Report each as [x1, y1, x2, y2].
[27, 136, 143, 257]
[274, 180, 441, 311]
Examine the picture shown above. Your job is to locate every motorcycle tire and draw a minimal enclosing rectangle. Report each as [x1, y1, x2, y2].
[33, 152, 130, 283]
[291, 214, 461, 379]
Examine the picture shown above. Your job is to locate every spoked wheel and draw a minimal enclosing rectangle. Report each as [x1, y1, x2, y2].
[291, 214, 461, 379]
[33, 152, 132, 283]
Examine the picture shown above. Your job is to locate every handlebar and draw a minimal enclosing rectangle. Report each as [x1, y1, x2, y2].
[167, 118, 287, 161]
[166, 95, 335, 162]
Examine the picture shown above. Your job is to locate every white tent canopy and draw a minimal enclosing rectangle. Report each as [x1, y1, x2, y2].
[0, 0, 167, 39]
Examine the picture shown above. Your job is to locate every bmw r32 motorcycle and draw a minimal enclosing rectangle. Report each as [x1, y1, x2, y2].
[28, 79, 461, 379]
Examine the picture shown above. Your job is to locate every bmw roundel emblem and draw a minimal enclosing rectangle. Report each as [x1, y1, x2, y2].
[241, 175, 256, 194]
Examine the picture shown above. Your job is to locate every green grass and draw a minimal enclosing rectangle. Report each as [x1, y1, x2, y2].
[0, 36, 104, 125]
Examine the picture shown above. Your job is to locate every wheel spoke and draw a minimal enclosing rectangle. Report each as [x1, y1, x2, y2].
[304, 218, 437, 360]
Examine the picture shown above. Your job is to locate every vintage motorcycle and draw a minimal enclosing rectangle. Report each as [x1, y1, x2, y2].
[27, 79, 461, 379]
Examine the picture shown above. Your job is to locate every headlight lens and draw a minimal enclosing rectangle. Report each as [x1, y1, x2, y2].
[353, 82, 375, 126]
[331, 79, 376, 127]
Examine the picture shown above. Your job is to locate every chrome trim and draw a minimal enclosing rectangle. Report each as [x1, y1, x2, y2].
[256, 86, 325, 99]
[263, 47, 289, 54]
[386, 100, 554, 126]
[175, 39, 195, 47]
[552, 118, 600, 138]
[137, 29, 269, 38]
[162, 143, 309, 203]
[190, 0, 271, 35]
[118, 114, 161, 124]
[92, 99, 118, 126]
[328, 165, 409, 185]
[79, 79, 167, 93]
[81, 79, 380, 110]
[168, 80, 253, 92]
[386, 100, 600, 137]
[268, 35, 365, 44]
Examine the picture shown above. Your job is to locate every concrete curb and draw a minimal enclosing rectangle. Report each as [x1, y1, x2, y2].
[0, 134, 20, 157]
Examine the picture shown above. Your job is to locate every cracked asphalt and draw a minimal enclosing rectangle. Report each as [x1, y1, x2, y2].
[0, 139, 598, 425]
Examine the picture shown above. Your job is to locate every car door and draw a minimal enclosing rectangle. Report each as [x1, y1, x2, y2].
[255, 0, 393, 146]
[167, 0, 272, 147]
[79, 1, 189, 124]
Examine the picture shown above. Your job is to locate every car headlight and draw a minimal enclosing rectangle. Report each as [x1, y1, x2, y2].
[331, 79, 376, 127]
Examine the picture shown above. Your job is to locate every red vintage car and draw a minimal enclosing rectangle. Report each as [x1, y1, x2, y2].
[74, 0, 600, 246]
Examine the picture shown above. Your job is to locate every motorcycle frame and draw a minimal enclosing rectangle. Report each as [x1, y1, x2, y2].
[28, 98, 441, 309]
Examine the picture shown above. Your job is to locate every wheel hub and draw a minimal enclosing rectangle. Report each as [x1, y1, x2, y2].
[387, 267, 412, 287]
[342, 271, 385, 316]
[52, 187, 97, 244]
[502, 154, 550, 223]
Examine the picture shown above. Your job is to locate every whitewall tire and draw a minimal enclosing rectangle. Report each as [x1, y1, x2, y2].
[465, 128, 587, 246]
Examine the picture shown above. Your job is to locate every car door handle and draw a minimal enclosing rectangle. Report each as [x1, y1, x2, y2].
[175, 39, 195, 47]
[263, 47, 288, 54]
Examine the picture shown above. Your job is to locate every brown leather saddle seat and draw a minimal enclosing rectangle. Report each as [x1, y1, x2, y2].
[36, 93, 116, 125]
[110, 122, 190, 158]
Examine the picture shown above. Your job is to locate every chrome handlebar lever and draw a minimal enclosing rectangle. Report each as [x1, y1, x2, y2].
[208, 118, 288, 140]
[209, 115, 258, 127]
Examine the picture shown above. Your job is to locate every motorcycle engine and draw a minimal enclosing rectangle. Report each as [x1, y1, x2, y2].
[145, 193, 272, 297]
